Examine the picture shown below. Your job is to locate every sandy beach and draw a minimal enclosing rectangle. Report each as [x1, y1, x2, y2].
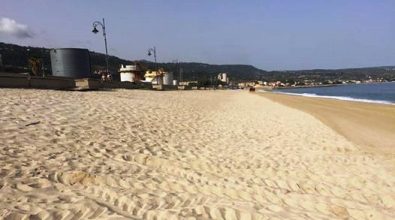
[1, 89, 394, 219]
[260, 92, 395, 156]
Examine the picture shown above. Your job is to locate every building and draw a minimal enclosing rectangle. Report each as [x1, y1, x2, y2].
[50, 48, 91, 78]
[144, 69, 166, 85]
[217, 73, 229, 84]
[119, 64, 144, 82]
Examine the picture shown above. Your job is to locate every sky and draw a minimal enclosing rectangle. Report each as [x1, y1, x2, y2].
[1, 0, 395, 70]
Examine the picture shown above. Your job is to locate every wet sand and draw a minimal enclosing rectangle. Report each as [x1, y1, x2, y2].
[259, 92, 395, 154]
[1, 89, 394, 219]
[260, 91, 395, 177]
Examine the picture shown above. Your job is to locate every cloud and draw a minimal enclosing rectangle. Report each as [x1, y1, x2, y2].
[0, 17, 33, 38]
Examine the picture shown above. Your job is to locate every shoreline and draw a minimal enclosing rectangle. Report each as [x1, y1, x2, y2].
[259, 91, 395, 158]
[273, 81, 395, 90]
[270, 90, 395, 105]
[270, 81, 395, 106]
[274, 84, 338, 90]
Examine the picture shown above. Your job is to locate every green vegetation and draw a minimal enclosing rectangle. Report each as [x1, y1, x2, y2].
[1, 42, 395, 82]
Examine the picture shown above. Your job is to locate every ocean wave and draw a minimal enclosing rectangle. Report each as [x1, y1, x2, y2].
[270, 91, 395, 105]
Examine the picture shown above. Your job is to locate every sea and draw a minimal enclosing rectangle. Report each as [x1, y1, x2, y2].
[273, 82, 395, 105]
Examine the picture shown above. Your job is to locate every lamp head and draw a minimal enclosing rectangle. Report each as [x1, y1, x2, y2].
[148, 51, 152, 56]
[92, 27, 99, 34]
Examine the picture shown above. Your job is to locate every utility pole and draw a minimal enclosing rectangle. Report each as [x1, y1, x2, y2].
[41, 48, 45, 77]
[180, 67, 183, 82]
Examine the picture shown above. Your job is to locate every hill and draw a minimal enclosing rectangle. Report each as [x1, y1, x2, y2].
[0, 42, 265, 81]
[1, 42, 395, 82]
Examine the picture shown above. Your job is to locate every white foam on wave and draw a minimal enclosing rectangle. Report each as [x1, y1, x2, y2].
[270, 91, 395, 105]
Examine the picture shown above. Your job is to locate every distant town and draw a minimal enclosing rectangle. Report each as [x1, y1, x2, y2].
[238, 77, 391, 90]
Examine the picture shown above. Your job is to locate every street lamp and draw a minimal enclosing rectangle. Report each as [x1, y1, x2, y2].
[92, 18, 109, 75]
[147, 46, 157, 63]
[147, 47, 158, 84]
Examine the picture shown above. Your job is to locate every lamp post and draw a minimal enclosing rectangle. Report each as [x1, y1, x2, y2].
[147, 47, 157, 63]
[147, 47, 158, 84]
[92, 18, 109, 76]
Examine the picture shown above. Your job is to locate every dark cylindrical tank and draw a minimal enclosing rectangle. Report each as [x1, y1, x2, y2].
[50, 48, 91, 78]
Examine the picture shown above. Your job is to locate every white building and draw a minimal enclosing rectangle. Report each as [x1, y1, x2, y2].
[217, 73, 229, 84]
[143, 69, 176, 85]
[144, 70, 164, 85]
[119, 64, 144, 82]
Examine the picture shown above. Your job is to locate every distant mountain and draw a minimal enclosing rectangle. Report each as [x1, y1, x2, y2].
[0, 42, 265, 81]
[155, 62, 265, 81]
[1, 42, 395, 82]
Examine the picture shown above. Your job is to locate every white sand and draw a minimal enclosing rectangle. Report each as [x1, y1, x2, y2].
[0, 89, 394, 219]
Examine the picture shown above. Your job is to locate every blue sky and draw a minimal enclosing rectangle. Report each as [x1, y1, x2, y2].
[1, 0, 395, 70]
